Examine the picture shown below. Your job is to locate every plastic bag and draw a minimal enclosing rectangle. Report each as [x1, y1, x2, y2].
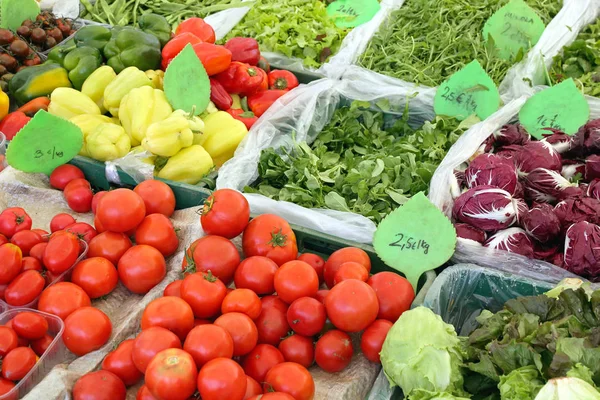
[104, 150, 155, 185]
[204, 5, 252, 41]
[39, 0, 80, 19]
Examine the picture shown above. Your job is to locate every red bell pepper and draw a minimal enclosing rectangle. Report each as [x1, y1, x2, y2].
[175, 18, 216, 43]
[214, 62, 264, 96]
[192, 43, 232, 76]
[161, 33, 203, 70]
[224, 37, 261, 65]
[227, 109, 258, 130]
[210, 78, 233, 111]
[247, 90, 287, 118]
[0, 111, 31, 140]
[258, 56, 270, 74]
[268, 70, 299, 91]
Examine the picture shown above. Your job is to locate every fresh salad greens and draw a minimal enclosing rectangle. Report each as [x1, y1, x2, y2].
[245, 101, 470, 222]
[359, 0, 561, 87]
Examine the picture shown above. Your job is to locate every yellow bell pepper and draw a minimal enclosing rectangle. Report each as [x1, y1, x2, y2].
[0, 90, 9, 120]
[146, 70, 164, 90]
[142, 110, 195, 157]
[119, 86, 172, 146]
[86, 123, 131, 162]
[70, 114, 116, 156]
[156, 145, 213, 184]
[48, 88, 100, 120]
[195, 111, 247, 167]
[103, 67, 154, 116]
[81, 66, 116, 114]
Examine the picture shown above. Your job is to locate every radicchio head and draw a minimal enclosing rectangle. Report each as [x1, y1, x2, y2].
[465, 154, 518, 194]
[533, 241, 561, 262]
[563, 221, 600, 279]
[541, 129, 572, 154]
[521, 203, 561, 243]
[554, 197, 600, 231]
[513, 141, 562, 177]
[523, 168, 581, 203]
[585, 154, 600, 181]
[493, 124, 530, 147]
[484, 227, 534, 258]
[561, 161, 585, 181]
[452, 185, 517, 231]
[588, 179, 600, 200]
[568, 119, 600, 157]
[455, 223, 487, 244]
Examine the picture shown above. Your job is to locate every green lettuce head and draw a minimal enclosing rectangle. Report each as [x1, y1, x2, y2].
[498, 365, 544, 400]
[534, 377, 600, 399]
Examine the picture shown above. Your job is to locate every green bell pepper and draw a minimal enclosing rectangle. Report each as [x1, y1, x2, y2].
[63, 46, 103, 90]
[138, 14, 172, 48]
[74, 26, 112, 51]
[9, 63, 72, 106]
[103, 28, 161, 74]
[47, 39, 75, 65]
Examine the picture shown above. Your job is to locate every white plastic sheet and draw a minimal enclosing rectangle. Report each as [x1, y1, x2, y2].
[39, 0, 80, 19]
[204, 5, 252, 41]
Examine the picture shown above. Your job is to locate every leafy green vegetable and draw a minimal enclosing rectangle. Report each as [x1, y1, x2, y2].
[359, 0, 561, 86]
[498, 365, 544, 400]
[534, 377, 600, 399]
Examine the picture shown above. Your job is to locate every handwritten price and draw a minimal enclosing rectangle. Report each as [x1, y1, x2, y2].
[389, 233, 430, 255]
[336, 4, 358, 17]
[34, 146, 64, 160]
[536, 114, 563, 131]
[440, 87, 478, 114]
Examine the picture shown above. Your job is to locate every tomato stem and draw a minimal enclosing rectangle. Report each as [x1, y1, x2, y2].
[267, 229, 288, 248]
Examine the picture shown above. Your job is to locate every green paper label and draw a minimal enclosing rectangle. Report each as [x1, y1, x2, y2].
[373, 192, 457, 291]
[483, 0, 546, 61]
[326, 0, 381, 28]
[6, 111, 83, 175]
[434, 60, 500, 120]
[519, 78, 590, 139]
[0, 0, 40, 31]
[164, 44, 210, 116]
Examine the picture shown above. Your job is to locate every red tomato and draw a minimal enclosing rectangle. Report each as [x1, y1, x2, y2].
[325, 279, 379, 332]
[175, 18, 216, 43]
[244, 376, 262, 400]
[29, 242, 47, 264]
[263, 362, 314, 400]
[242, 214, 298, 266]
[132, 327, 181, 373]
[87, 232, 132, 265]
[118, 245, 166, 294]
[43, 231, 80, 274]
[64, 179, 93, 213]
[255, 301, 289, 347]
[198, 358, 246, 400]
[3, 320, 28, 347]
[11, 311, 48, 340]
[297, 253, 325, 284]
[0, 378, 16, 400]
[134, 180, 176, 217]
[214, 312, 258, 357]
[0, 284, 6, 301]
[94, 215, 106, 233]
[287, 297, 326, 337]
[312, 289, 329, 304]
[248, 394, 295, 400]
[134, 214, 179, 257]
[361, 319, 393, 363]
[278, 335, 314, 368]
[261, 296, 289, 314]
[200, 189, 250, 239]
[184, 324, 234, 368]
[323, 247, 371, 289]
[234, 256, 278, 295]
[65, 222, 97, 244]
[50, 213, 76, 233]
[141, 296, 194, 342]
[91, 191, 107, 215]
[315, 330, 353, 373]
[221, 289, 262, 320]
[0, 244, 23, 284]
[185, 235, 240, 285]
[0, 234, 7, 246]
[71, 257, 119, 299]
[31, 334, 54, 357]
[180, 271, 227, 319]
[4, 270, 44, 306]
[0, 326, 18, 357]
[242, 344, 284, 383]
[49, 165, 85, 191]
[31, 229, 49, 238]
[333, 261, 369, 285]
[164, 280, 183, 297]
[0, 207, 32, 238]
[72, 370, 126, 400]
[136, 386, 158, 400]
[63, 307, 112, 356]
[96, 189, 146, 233]
[10, 230, 43, 256]
[2, 347, 36, 380]
[146, 348, 198, 400]
[21, 256, 43, 272]
[273, 261, 319, 304]
[367, 272, 415, 322]
[38, 282, 91, 320]
[102, 339, 143, 386]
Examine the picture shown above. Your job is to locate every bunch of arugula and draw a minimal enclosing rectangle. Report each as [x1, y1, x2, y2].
[358, 0, 561, 87]
[245, 101, 469, 222]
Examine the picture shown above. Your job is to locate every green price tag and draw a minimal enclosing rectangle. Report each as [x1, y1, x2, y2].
[6, 111, 83, 175]
[164, 44, 210, 116]
[483, 0, 546, 61]
[0, 0, 40, 31]
[434, 60, 500, 121]
[373, 192, 457, 291]
[326, 0, 381, 29]
[519, 78, 590, 139]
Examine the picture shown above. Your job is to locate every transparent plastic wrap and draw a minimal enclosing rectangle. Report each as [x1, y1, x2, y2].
[104, 150, 155, 186]
[204, 6, 252, 41]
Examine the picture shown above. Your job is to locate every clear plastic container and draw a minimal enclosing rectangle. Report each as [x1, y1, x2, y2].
[0, 132, 7, 173]
[0, 309, 68, 400]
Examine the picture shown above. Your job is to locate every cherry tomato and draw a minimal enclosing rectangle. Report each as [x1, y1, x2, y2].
[141, 296, 194, 342]
[102, 339, 143, 386]
[65, 222, 97, 244]
[248, 394, 295, 400]
[96, 189, 146, 233]
[263, 362, 314, 400]
[2, 347, 36, 380]
[297, 253, 325, 284]
[198, 358, 246, 400]
[242, 214, 298, 266]
[63, 307, 112, 356]
[87, 232, 132, 265]
[132, 327, 181, 373]
[49, 165, 85, 191]
[221, 289, 262, 320]
[134, 180, 176, 217]
[118, 245, 166, 294]
[11, 311, 48, 340]
[43, 231, 80, 274]
[274, 261, 319, 304]
[21, 256, 43, 272]
[367, 272, 415, 322]
[312, 289, 329, 304]
[0, 378, 15, 400]
[10, 230, 43, 256]
[164, 280, 183, 297]
[200, 189, 250, 239]
[64, 179, 94, 213]
[333, 261, 369, 285]
[134, 214, 179, 257]
[325, 279, 378, 332]
[50, 213, 76, 233]
[71, 257, 118, 299]
[183, 324, 234, 368]
[0, 326, 18, 357]
[234, 256, 278, 295]
[0, 244, 23, 284]
[72, 370, 126, 400]
[146, 348, 198, 400]
[185, 235, 240, 285]
[242, 344, 284, 383]
[31, 334, 54, 357]
[323, 247, 371, 289]
[29, 242, 47, 264]
[214, 312, 258, 357]
[287, 297, 326, 337]
[361, 319, 393, 363]
[255, 301, 289, 347]
[244, 376, 262, 400]
[278, 335, 314, 368]
[315, 330, 353, 373]
[91, 191, 107, 215]
[0, 234, 7, 246]
[180, 271, 227, 319]
[4, 270, 44, 306]
[0, 207, 32, 238]
[38, 282, 91, 320]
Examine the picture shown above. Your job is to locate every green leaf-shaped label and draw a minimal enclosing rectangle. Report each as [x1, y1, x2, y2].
[1, 0, 40, 30]
[164, 44, 210, 115]
[519, 78, 590, 139]
[483, 0, 546, 61]
[6, 111, 83, 175]
[373, 192, 457, 291]
[434, 60, 500, 121]
[326, 0, 380, 28]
